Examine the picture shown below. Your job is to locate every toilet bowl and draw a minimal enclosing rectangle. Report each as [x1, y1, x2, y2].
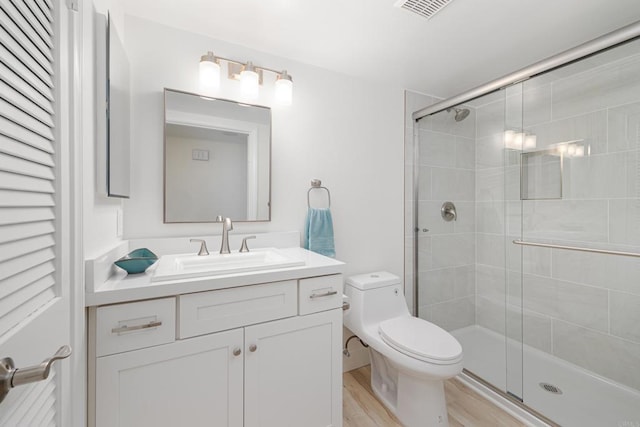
[343, 272, 463, 427]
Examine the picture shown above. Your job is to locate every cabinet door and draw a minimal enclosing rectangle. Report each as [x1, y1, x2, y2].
[96, 329, 244, 427]
[245, 309, 342, 427]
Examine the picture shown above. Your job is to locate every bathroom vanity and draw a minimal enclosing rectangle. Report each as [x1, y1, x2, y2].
[85, 233, 344, 427]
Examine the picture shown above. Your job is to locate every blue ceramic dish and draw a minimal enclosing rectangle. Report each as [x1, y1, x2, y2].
[114, 248, 158, 274]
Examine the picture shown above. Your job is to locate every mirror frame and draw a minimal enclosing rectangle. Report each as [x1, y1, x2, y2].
[105, 12, 131, 198]
[163, 88, 272, 223]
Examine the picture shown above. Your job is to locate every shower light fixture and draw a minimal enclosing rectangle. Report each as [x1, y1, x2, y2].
[504, 130, 537, 150]
[198, 52, 294, 105]
[551, 140, 586, 158]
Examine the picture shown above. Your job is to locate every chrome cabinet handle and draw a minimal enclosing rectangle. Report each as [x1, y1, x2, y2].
[233, 347, 242, 356]
[0, 345, 72, 404]
[309, 290, 338, 299]
[249, 344, 257, 352]
[111, 321, 162, 334]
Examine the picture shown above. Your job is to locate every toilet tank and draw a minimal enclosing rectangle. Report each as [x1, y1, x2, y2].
[344, 272, 410, 335]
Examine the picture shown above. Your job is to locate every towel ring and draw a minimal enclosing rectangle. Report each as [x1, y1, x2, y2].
[307, 179, 331, 208]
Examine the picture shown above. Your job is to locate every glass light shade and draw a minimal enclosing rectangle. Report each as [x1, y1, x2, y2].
[513, 132, 524, 149]
[240, 64, 259, 99]
[275, 72, 293, 106]
[524, 134, 537, 149]
[199, 53, 220, 93]
[503, 130, 515, 148]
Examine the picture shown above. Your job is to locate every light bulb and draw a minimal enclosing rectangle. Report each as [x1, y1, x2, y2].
[275, 71, 293, 106]
[240, 62, 259, 99]
[504, 130, 515, 148]
[199, 52, 220, 94]
[513, 132, 524, 150]
[524, 134, 537, 149]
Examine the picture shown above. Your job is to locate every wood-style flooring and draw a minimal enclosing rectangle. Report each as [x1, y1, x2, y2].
[343, 366, 527, 427]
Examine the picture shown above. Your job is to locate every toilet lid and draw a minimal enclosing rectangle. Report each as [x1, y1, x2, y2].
[379, 317, 462, 364]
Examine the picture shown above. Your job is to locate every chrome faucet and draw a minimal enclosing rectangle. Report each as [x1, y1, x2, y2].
[216, 215, 233, 254]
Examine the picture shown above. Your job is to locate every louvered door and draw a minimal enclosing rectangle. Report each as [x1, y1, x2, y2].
[0, 0, 71, 425]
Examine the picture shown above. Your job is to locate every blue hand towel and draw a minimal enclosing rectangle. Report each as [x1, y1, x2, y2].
[304, 207, 336, 258]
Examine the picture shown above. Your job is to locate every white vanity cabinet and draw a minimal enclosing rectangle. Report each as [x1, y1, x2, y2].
[244, 309, 341, 427]
[88, 274, 343, 427]
[95, 328, 244, 427]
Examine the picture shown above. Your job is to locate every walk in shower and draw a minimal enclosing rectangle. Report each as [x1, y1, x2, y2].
[406, 22, 640, 426]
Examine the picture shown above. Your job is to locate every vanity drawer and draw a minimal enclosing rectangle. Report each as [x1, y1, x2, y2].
[298, 274, 343, 315]
[96, 297, 176, 357]
[178, 280, 297, 339]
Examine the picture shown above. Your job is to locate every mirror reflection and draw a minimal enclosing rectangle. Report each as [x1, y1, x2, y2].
[164, 89, 271, 222]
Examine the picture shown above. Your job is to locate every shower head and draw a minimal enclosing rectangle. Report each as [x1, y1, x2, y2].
[447, 107, 470, 122]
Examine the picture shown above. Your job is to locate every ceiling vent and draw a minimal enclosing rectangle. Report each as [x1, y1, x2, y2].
[394, 0, 454, 20]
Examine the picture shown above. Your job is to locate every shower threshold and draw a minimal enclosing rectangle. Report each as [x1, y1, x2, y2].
[452, 325, 640, 427]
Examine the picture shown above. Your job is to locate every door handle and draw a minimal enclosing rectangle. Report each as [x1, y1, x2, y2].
[0, 345, 72, 404]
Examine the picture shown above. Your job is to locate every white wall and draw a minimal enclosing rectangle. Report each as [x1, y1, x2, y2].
[83, 0, 126, 260]
[165, 132, 248, 221]
[123, 15, 405, 281]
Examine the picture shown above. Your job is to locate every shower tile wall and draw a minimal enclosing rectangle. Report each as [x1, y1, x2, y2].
[475, 50, 640, 391]
[404, 91, 477, 330]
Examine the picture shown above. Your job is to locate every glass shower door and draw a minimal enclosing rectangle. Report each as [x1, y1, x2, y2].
[515, 38, 640, 426]
[414, 89, 526, 399]
[412, 32, 640, 427]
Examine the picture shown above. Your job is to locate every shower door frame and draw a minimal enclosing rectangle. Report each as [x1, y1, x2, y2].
[411, 19, 640, 425]
[411, 20, 640, 124]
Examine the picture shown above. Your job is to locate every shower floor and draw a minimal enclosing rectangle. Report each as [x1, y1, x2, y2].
[452, 325, 640, 427]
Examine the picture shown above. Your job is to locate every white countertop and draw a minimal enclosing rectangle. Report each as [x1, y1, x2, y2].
[85, 247, 345, 306]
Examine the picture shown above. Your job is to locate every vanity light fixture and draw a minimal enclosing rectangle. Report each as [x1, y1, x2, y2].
[198, 52, 294, 105]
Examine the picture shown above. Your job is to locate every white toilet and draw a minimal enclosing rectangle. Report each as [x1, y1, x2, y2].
[343, 271, 463, 427]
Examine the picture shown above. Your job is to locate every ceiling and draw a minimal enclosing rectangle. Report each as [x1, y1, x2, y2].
[122, 0, 640, 99]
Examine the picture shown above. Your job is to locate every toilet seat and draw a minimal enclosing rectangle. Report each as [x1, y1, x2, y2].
[379, 317, 463, 365]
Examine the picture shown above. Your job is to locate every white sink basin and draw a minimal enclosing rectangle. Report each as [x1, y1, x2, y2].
[151, 248, 305, 282]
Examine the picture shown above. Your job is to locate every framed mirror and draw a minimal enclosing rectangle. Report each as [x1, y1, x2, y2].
[164, 89, 271, 222]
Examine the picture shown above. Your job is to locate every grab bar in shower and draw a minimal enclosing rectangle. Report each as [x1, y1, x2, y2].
[512, 240, 640, 258]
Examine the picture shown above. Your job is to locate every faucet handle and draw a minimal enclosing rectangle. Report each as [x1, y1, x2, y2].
[190, 239, 209, 256]
[239, 236, 256, 253]
[215, 215, 223, 222]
